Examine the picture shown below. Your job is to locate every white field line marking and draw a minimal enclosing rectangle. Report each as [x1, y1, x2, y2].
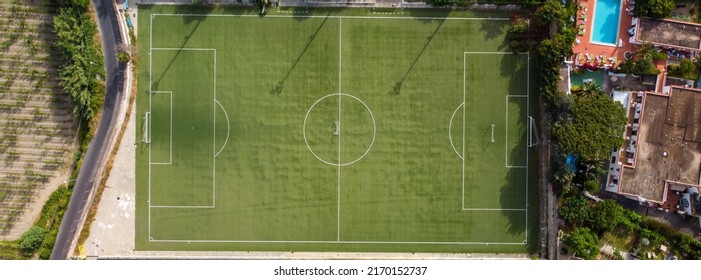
[148, 48, 217, 215]
[461, 52, 466, 210]
[214, 99, 230, 158]
[525, 53, 531, 243]
[149, 91, 173, 165]
[337, 18, 342, 242]
[449, 103, 465, 160]
[213, 49, 217, 208]
[152, 13, 510, 21]
[148, 14, 153, 239]
[149, 239, 526, 245]
[505, 95, 528, 168]
[302, 94, 376, 167]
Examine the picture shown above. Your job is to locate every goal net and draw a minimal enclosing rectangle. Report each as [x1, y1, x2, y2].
[528, 116, 539, 147]
[143, 112, 150, 143]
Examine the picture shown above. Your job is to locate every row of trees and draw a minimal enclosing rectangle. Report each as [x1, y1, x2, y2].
[53, 1, 105, 124]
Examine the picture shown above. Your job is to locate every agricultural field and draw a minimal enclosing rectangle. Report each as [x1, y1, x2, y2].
[137, 6, 538, 253]
[0, 1, 76, 237]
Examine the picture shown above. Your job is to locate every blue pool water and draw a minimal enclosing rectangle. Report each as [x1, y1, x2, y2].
[591, 0, 621, 45]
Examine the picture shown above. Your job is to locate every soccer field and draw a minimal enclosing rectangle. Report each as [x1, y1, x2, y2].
[136, 5, 538, 253]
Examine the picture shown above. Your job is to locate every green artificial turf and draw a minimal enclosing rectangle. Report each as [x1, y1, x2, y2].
[136, 5, 537, 253]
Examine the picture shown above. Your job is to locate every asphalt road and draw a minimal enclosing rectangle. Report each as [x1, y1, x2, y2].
[51, 0, 126, 260]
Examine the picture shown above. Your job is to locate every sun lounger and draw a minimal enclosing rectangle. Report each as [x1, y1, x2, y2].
[578, 30, 585, 36]
[579, 24, 586, 30]
[580, 15, 587, 20]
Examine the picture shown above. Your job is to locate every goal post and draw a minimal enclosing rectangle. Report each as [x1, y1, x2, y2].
[143, 112, 151, 143]
[528, 116, 539, 147]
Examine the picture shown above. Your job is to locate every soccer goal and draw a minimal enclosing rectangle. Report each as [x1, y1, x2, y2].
[143, 112, 151, 143]
[528, 116, 539, 147]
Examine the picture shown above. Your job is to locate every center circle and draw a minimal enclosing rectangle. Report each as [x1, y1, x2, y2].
[303, 93, 376, 167]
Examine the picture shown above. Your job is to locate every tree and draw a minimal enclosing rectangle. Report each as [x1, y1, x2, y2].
[587, 199, 625, 233]
[535, 0, 567, 28]
[559, 194, 590, 226]
[507, 17, 531, 53]
[636, 43, 659, 62]
[634, 0, 674, 19]
[577, 82, 602, 98]
[564, 227, 600, 259]
[19, 226, 48, 254]
[551, 93, 627, 162]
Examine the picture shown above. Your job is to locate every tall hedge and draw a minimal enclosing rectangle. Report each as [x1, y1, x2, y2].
[53, 4, 104, 124]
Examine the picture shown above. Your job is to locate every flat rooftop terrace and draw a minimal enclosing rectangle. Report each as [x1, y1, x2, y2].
[637, 18, 701, 50]
[620, 89, 701, 202]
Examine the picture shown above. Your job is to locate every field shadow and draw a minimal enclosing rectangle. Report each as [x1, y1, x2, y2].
[271, 13, 331, 96]
[498, 50, 533, 243]
[388, 19, 445, 96]
[499, 138, 528, 238]
[404, 8, 451, 24]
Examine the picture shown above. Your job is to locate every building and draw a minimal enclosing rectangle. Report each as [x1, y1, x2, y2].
[606, 86, 701, 217]
[632, 18, 701, 53]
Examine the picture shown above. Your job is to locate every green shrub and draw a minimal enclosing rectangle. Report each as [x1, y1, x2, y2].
[19, 226, 48, 254]
[667, 59, 698, 80]
[117, 51, 131, 63]
[564, 227, 599, 259]
[584, 179, 599, 192]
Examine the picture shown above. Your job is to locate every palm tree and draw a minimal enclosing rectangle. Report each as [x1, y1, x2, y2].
[617, 58, 636, 74]
[578, 81, 603, 97]
[636, 42, 658, 62]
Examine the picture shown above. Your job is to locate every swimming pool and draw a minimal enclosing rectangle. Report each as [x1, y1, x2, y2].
[591, 0, 621, 45]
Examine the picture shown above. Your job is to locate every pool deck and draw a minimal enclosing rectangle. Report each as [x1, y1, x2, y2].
[572, 0, 637, 69]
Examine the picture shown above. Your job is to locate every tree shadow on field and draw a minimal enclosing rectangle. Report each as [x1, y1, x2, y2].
[388, 19, 445, 96]
[270, 13, 331, 96]
[481, 124, 491, 151]
[405, 8, 451, 24]
[480, 18, 508, 41]
[174, 3, 215, 24]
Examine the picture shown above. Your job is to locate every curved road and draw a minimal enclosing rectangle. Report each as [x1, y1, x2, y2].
[51, 0, 126, 260]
